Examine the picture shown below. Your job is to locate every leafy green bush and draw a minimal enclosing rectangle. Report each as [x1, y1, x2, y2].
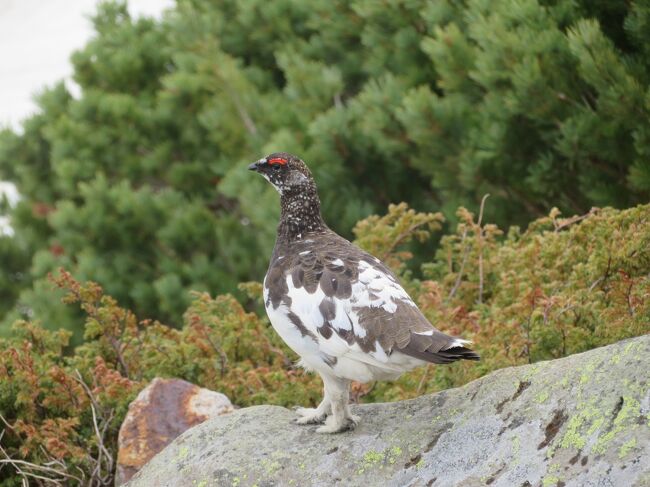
[2, 0, 650, 336]
[368, 201, 650, 401]
[1, 202, 648, 485]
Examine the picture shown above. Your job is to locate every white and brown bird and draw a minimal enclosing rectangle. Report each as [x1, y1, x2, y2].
[249, 152, 479, 433]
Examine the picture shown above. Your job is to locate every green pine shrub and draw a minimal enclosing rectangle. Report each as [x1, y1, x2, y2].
[1, 202, 648, 485]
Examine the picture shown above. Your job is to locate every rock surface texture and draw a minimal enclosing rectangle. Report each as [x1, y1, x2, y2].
[126, 336, 649, 487]
[116, 378, 234, 485]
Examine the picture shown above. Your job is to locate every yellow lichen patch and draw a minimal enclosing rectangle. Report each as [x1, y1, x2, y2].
[558, 403, 601, 451]
[542, 474, 561, 487]
[542, 463, 563, 486]
[536, 390, 550, 403]
[618, 438, 637, 459]
[356, 445, 406, 474]
[579, 359, 599, 385]
[178, 446, 190, 460]
[357, 450, 384, 474]
[512, 435, 521, 465]
[593, 396, 641, 455]
[552, 393, 642, 460]
[387, 446, 403, 465]
[260, 458, 282, 475]
[522, 365, 542, 382]
[623, 341, 642, 356]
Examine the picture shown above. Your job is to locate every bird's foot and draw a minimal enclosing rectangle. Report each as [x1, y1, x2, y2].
[294, 407, 327, 425]
[315, 414, 360, 434]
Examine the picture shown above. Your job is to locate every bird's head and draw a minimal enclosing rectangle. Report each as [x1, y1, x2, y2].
[248, 152, 315, 195]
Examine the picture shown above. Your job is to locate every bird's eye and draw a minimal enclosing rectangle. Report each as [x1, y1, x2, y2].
[272, 164, 281, 171]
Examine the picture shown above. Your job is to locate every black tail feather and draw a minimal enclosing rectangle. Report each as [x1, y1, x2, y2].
[436, 346, 480, 361]
[401, 330, 480, 364]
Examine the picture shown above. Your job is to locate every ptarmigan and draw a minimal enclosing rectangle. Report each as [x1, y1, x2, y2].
[249, 152, 479, 433]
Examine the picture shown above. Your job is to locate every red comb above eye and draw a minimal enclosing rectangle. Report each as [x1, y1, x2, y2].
[268, 157, 288, 165]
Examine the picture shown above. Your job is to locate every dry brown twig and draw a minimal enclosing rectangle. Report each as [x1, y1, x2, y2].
[447, 226, 469, 301]
[416, 365, 430, 395]
[477, 194, 490, 305]
[447, 194, 491, 303]
[552, 207, 599, 232]
[72, 370, 115, 486]
[0, 370, 116, 487]
[0, 428, 82, 486]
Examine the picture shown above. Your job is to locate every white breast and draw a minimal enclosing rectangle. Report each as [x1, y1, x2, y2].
[263, 263, 426, 383]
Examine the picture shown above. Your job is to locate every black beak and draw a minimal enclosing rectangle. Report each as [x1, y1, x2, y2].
[248, 159, 265, 171]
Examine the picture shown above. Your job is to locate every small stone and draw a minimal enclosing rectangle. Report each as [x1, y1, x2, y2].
[115, 378, 233, 485]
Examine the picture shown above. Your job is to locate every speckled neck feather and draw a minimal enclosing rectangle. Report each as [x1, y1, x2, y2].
[277, 180, 326, 241]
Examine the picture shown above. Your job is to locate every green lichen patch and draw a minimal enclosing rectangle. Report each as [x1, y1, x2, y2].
[623, 341, 643, 356]
[593, 396, 641, 455]
[388, 446, 403, 465]
[260, 458, 282, 475]
[579, 359, 599, 385]
[549, 398, 603, 457]
[512, 435, 521, 462]
[522, 365, 542, 382]
[430, 414, 442, 424]
[542, 474, 561, 487]
[552, 393, 643, 459]
[536, 390, 550, 403]
[357, 450, 384, 474]
[541, 460, 562, 486]
[356, 445, 406, 474]
[618, 438, 637, 459]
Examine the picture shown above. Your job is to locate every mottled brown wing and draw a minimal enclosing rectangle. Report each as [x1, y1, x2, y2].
[278, 232, 479, 363]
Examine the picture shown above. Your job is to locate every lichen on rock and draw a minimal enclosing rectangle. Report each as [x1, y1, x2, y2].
[126, 335, 649, 487]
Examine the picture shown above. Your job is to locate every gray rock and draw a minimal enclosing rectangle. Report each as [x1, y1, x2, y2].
[126, 336, 650, 487]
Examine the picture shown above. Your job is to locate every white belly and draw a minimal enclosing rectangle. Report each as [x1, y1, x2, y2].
[265, 299, 320, 357]
[263, 275, 425, 383]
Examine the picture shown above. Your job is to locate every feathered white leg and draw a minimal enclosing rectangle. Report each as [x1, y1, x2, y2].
[295, 388, 331, 425]
[315, 374, 359, 434]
